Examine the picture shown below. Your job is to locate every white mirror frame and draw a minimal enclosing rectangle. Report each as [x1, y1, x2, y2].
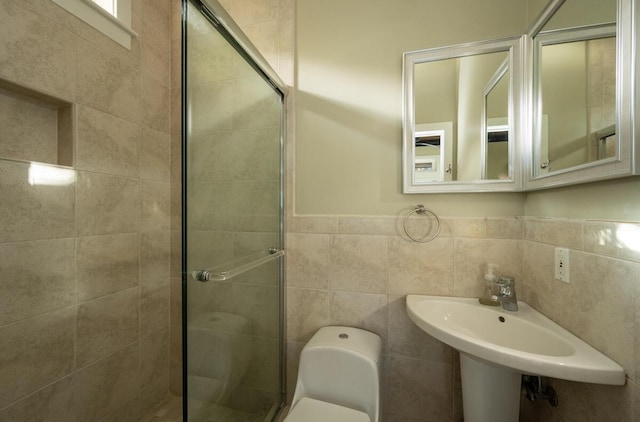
[402, 36, 524, 193]
[524, 0, 639, 190]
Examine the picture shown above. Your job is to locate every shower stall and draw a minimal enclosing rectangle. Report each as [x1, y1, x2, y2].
[182, 1, 286, 420]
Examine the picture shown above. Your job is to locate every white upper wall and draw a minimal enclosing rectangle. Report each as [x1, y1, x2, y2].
[295, 0, 527, 216]
[294, 0, 640, 221]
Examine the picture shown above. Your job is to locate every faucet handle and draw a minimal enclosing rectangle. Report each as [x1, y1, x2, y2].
[496, 275, 515, 286]
[496, 275, 518, 311]
[496, 275, 516, 300]
[496, 276, 516, 298]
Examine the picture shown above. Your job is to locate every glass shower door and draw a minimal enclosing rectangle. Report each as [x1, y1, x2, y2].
[183, 1, 285, 421]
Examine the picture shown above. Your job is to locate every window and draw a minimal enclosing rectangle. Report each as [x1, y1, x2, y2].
[92, 0, 116, 16]
[51, 0, 136, 49]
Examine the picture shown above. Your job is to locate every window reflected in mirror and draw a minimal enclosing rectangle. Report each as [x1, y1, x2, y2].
[413, 123, 452, 183]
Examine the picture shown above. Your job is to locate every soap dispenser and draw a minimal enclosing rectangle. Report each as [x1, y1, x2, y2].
[479, 263, 500, 306]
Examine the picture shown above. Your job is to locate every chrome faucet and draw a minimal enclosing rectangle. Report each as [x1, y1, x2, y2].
[496, 276, 518, 311]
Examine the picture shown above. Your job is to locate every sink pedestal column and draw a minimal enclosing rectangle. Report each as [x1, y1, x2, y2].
[460, 353, 521, 422]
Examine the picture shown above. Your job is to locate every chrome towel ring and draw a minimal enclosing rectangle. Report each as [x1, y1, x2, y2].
[403, 204, 441, 243]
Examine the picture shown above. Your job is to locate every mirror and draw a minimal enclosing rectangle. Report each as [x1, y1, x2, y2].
[534, 25, 616, 175]
[402, 0, 637, 193]
[526, 0, 638, 189]
[403, 37, 523, 193]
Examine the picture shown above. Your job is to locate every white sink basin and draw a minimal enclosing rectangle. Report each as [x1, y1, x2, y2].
[406, 295, 625, 385]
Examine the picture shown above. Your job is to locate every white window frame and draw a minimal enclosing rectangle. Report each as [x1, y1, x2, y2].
[92, 0, 116, 15]
[51, 0, 137, 49]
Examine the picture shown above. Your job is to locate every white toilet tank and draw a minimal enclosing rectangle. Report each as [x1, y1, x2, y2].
[289, 326, 382, 422]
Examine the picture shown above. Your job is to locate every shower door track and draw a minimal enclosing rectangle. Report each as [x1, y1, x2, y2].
[196, 0, 287, 94]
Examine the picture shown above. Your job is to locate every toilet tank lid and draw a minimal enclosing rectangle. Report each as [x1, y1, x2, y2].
[305, 326, 382, 363]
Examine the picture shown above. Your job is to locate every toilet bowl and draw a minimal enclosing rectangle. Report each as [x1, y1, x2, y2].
[285, 326, 382, 422]
[187, 311, 252, 404]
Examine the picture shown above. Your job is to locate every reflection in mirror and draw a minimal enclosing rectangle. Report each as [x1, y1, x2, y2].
[540, 0, 616, 32]
[413, 122, 453, 183]
[483, 59, 510, 180]
[411, 50, 509, 182]
[533, 24, 616, 175]
[403, 37, 523, 193]
[414, 133, 443, 183]
[528, 0, 621, 182]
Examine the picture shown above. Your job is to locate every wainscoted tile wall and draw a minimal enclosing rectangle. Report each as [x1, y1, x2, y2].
[286, 215, 640, 422]
[0, 0, 173, 420]
[285, 215, 524, 421]
[520, 218, 639, 422]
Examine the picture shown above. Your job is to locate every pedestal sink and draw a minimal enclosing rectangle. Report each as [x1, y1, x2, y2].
[406, 295, 625, 422]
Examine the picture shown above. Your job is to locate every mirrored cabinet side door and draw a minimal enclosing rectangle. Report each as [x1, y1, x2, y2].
[524, 0, 639, 190]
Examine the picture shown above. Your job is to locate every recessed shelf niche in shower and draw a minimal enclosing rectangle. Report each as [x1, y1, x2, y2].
[0, 78, 74, 167]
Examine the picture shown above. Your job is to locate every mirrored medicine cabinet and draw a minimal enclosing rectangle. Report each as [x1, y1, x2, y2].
[403, 37, 524, 193]
[402, 0, 639, 194]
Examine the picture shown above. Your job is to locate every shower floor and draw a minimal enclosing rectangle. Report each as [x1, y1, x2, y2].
[142, 395, 182, 422]
[142, 395, 269, 422]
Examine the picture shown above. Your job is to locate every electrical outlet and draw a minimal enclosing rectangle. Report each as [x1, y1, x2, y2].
[554, 247, 570, 283]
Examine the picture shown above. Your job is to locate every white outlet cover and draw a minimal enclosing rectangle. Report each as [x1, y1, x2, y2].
[555, 247, 570, 283]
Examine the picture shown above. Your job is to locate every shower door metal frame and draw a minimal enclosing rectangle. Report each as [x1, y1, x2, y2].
[181, 0, 288, 419]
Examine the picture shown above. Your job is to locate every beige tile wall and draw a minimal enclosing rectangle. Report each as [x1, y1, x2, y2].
[286, 215, 524, 421]
[0, 0, 174, 420]
[0, 87, 63, 165]
[169, 0, 184, 399]
[286, 215, 640, 422]
[587, 37, 616, 161]
[520, 217, 639, 422]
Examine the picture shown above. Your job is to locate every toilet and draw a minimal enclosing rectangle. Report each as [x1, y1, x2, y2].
[285, 326, 382, 422]
[187, 311, 253, 404]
